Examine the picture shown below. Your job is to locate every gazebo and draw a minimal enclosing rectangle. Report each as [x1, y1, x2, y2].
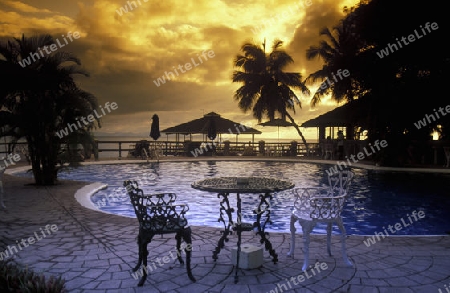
[161, 112, 262, 143]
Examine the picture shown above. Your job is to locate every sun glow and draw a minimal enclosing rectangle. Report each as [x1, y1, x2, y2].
[250, 1, 312, 51]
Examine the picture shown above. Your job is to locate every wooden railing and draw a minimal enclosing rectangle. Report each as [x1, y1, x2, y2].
[92, 140, 317, 158]
[0, 140, 370, 159]
[0, 140, 314, 158]
[2, 139, 448, 165]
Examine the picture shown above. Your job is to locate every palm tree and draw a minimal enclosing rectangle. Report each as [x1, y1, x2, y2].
[0, 34, 99, 185]
[305, 20, 364, 107]
[232, 39, 310, 150]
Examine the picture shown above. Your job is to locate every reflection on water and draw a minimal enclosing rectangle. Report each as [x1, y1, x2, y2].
[206, 160, 218, 177]
[18, 161, 450, 235]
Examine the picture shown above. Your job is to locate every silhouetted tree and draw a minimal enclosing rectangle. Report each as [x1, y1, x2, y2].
[0, 34, 100, 184]
[232, 39, 310, 150]
[305, 0, 449, 165]
[305, 21, 363, 107]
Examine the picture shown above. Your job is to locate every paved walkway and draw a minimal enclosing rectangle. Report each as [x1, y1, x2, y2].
[1, 160, 449, 293]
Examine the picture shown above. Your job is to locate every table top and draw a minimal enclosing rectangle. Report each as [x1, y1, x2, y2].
[191, 177, 295, 193]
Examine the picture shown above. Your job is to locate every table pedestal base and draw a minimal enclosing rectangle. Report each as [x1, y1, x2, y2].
[231, 244, 263, 269]
[212, 192, 278, 283]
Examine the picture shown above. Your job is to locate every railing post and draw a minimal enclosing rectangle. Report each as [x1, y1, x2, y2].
[223, 141, 230, 156]
[118, 142, 122, 160]
[289, 141, 297, 157]
[258, 140, 265, 156]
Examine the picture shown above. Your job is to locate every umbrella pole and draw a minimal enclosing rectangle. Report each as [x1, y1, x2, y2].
[278, 126, 280, 156]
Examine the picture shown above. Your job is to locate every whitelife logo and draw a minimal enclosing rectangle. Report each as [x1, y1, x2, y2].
[116, 0, 148, 16]
[376, 22, 438, 59]
[317, 69, 350, 91]
[363, 210, 425, 247]
[18, 31, 81, 68]
[0, 224, 58, 260]
[414, 104, 450, 129]
[266, 262, 328, 293]
[325, 139, 388, 176]
[153, 50, 215, 87]
[55, 101, 118, 139]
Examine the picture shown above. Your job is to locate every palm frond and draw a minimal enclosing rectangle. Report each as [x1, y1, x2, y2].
[271, 39, 284, 51]
[319, 27, 339, 50]
[233, 38, 309, 124]
[269, 51, 294, 72]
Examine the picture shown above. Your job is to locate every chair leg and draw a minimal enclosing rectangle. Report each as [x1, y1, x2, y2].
[133, 234, 144, 272]
[182, 227, 196, 282]
[287, 214, 297, 257]
[326, 222, 332, 256]
[0, 195, 5, 210]
[175, 231, 185, 265]
[299, 219, 315, 271]
[137, 233, 154, 287]
[335, 218, 353, 267]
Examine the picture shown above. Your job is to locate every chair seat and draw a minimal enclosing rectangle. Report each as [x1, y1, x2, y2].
[291, 208, 313, 221]
[292, 210, 341, 224]
[140, 218, 189, 233]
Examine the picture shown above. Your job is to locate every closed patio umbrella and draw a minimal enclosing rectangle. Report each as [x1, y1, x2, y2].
[149, 114, 160, 141]
[206, 117, 217, 156]
[207, 117, 217, 140]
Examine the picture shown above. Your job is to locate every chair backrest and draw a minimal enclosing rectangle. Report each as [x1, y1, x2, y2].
[327, 170, 354, 196]
[292, 170, 354, 220]
[123, 180, 188, 232]
[309, 191, 347, 220]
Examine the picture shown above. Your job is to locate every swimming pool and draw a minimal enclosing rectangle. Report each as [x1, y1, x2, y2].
[21, 160, 450, 235]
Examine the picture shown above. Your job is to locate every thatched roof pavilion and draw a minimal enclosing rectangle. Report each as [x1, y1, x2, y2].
[161, 112, 261, 142]
[301, 99, 370, 140]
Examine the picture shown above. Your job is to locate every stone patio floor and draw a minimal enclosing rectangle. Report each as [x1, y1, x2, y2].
[1, 159, 449, 293]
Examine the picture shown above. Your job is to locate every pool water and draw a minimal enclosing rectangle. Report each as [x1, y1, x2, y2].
[19, 160, 450, 235]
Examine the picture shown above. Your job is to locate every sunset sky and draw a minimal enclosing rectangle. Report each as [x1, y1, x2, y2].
[0, 0, 359, 141]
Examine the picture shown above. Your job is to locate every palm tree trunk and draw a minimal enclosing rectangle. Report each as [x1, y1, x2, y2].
[284, 112, 309, 155]
[27, 123, 58, 185]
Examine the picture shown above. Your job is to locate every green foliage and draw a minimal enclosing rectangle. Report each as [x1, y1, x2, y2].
[0, 260, 67, 293]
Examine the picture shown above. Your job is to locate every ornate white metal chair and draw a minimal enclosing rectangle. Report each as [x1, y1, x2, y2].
[287, 170, 354, 271]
